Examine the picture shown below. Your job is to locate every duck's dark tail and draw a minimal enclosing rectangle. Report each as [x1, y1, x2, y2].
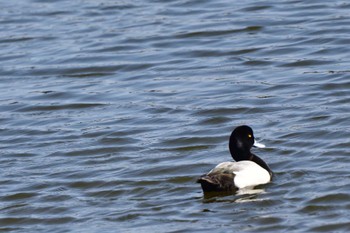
[197, 173, 237, 193]
[197, 176, 220, 192]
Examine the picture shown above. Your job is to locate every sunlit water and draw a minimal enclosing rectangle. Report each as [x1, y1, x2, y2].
[1, 0, 350, 232]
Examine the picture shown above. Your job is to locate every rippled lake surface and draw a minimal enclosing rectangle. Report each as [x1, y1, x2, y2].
[1, 0, 350, 232]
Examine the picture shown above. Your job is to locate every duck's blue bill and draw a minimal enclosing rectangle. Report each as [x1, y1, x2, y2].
[253, 140, 266, 148]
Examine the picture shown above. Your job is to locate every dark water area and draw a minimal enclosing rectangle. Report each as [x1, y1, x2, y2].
[1, 0, 350, 232]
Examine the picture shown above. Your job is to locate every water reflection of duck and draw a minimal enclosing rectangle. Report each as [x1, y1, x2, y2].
[197, 125, 272, 193]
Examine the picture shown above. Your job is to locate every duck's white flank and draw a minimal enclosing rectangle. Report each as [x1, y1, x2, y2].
[209, 161, 271, 189]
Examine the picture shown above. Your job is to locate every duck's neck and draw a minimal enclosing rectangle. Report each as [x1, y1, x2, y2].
[251, 154, 273, 178]
[230, 148, 251, 161]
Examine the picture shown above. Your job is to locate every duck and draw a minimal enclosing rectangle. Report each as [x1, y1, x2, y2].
[197, 125, 272, 193]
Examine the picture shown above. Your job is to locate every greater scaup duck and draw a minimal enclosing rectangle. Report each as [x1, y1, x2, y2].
[197, 125, 272, 193]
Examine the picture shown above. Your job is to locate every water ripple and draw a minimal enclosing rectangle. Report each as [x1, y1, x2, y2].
[1, 0, 350, 232]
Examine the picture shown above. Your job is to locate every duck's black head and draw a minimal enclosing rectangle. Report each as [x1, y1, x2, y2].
[229, 125, 256, 161]
[229, 125, 272, 176]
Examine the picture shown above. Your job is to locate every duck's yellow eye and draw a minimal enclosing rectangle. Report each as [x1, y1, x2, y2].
[248, 134, 252, 138]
